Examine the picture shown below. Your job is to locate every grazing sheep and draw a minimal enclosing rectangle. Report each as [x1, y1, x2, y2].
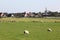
[24, 30, 29, 34]
[48, 28, 52, 32]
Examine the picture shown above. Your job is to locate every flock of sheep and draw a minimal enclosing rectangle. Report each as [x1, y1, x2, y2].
[24, 28, 52, 35]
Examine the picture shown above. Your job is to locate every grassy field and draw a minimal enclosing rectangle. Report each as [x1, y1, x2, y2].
[0, 18, 60, 22]
[0, 18, 60, 40]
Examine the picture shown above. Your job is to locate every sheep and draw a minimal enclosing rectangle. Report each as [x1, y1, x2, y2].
[24, 30, 29, 34]
[47, 28, 52, 32]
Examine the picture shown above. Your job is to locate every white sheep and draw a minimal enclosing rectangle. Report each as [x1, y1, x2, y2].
[24, 30, 29, 34]
[48, 28, 52, 31]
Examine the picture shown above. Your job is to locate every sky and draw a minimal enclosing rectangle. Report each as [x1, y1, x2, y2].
[0, 0, 60, 13]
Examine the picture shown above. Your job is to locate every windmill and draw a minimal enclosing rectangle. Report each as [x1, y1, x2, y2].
[45, 8, 48, 17]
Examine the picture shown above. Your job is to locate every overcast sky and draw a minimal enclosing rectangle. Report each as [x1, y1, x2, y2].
[0, 0, 60, 13]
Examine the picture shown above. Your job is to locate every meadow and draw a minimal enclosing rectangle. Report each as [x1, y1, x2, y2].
[0, 18, 60, 40]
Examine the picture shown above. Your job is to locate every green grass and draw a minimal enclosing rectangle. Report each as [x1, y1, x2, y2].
[0, 18, 60, 40]
[0, 21, 60, 40]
